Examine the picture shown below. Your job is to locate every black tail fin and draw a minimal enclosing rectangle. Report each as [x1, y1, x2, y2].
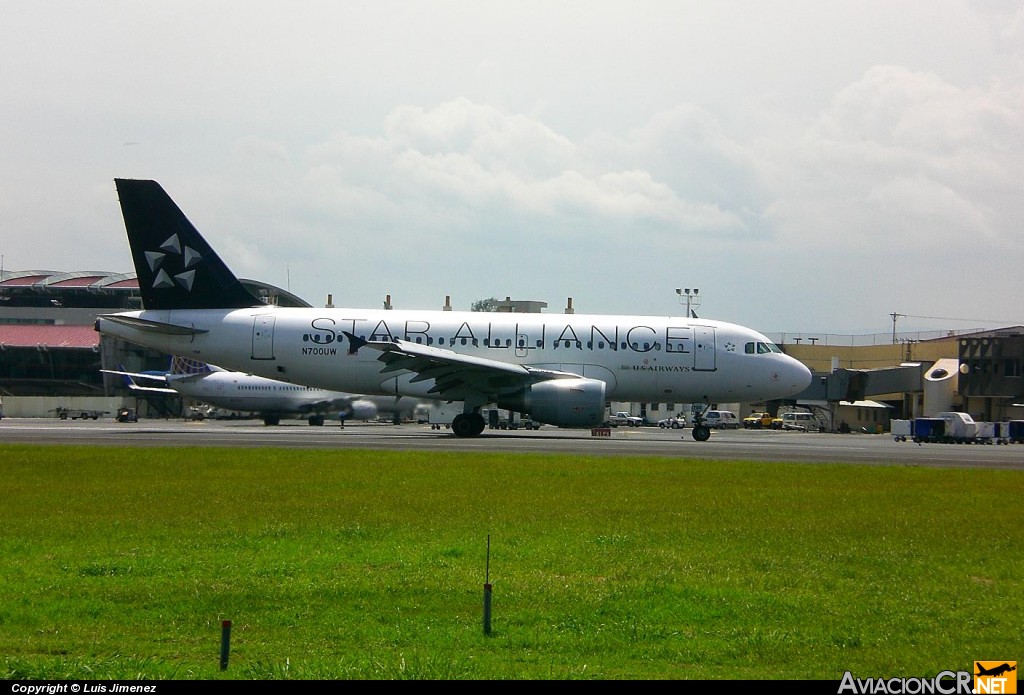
[114, 179, 261, 310]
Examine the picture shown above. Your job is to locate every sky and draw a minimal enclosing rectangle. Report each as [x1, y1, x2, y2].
[1, 1, 1022, 337]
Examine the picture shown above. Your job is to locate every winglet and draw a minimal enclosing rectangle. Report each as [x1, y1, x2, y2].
[115, 179, 262, 310]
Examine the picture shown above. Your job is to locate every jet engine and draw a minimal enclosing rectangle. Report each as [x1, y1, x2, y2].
[497, 377, 606, 428]
[343, 399, 379, 421]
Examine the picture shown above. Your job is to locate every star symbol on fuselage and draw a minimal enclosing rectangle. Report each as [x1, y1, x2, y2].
[145, 233, 202, 292]
[725, 342, 736, 352]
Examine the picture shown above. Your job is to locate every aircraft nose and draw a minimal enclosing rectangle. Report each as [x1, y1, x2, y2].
[786, 357, 813, 394]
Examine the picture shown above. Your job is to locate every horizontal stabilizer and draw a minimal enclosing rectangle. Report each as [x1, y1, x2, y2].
[98, 314, 209, 336]
[100, 369, 178, 394]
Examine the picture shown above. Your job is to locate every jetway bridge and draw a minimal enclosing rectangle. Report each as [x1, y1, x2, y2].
[797, 363, 929, 403]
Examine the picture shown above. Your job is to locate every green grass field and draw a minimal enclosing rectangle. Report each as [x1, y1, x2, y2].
[1, 444, 1020, 680]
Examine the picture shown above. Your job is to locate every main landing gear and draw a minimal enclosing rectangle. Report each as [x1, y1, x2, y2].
[451, 412, 486, 437]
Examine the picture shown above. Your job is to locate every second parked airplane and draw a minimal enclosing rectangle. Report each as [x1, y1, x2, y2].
[105, 357, 381, 425]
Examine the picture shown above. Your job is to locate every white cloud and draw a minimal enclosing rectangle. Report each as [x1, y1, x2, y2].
[764, 65, 1024, 255]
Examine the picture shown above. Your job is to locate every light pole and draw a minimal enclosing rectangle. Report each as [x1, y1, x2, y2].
[890, 312, 905, 345]
[675, 288, 701, 318]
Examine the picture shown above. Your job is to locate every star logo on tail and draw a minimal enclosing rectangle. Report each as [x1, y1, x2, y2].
[145, 234, 203, 292]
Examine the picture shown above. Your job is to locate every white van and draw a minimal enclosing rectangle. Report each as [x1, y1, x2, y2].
[704, 410, 739, 429]
[781, 411, 818, 431]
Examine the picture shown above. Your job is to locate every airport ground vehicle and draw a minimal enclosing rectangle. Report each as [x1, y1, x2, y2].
[115, 407, 138, 422]
[781, 411, 818, 431]
[51, 407, 108, 420]
[185, 404, 215, 421]
[485, 408, 541, 430]
[743, 412, 781, 429]
[608, 411, 644, 427]
[658, 415, 687, 429]
[704, 410, 740, 429]
[892, 413, 1023, 444]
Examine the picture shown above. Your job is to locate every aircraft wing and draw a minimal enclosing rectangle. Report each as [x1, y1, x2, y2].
[345, 333, 583, 401]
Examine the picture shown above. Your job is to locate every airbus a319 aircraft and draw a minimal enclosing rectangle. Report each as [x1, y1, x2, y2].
[96, 179, 812, 440]
[104, 356, 380, 426]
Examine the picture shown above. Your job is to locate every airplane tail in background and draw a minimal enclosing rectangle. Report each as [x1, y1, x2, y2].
[114, 179, 262, 311]
[169, 355, 216, 376]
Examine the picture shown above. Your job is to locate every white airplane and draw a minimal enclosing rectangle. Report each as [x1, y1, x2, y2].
[96, 179, 812, 441]
[104, 356, 380, 426]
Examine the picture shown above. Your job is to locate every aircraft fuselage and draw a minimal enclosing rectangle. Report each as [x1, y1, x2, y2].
[99, 306, 811, 405]
[170, 371, 349, 414]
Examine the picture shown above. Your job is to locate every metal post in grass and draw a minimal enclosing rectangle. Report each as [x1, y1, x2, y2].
[220, 619, 232, 670]
[483, 534, 493, 636]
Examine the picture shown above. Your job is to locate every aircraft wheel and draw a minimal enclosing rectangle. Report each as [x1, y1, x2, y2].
[691, 425, 711, 442]
[263, 415, 281, 426]
[308, 415, 325, 426]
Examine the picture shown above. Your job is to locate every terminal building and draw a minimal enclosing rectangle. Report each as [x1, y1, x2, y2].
[2, 268, 1022, 428]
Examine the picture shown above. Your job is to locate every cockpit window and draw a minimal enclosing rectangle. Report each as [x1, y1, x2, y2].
[746, 341, 783, 355]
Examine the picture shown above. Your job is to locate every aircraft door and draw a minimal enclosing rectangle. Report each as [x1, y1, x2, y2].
[252, 315, 276, 360]
[515, 333, 530, 359]
[693, 327, 716, 371]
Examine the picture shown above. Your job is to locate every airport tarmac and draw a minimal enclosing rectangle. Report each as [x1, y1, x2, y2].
[2, 417, 1022, 470]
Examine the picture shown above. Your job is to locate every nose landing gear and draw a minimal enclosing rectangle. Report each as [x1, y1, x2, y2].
[687, 401, 712, 442]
